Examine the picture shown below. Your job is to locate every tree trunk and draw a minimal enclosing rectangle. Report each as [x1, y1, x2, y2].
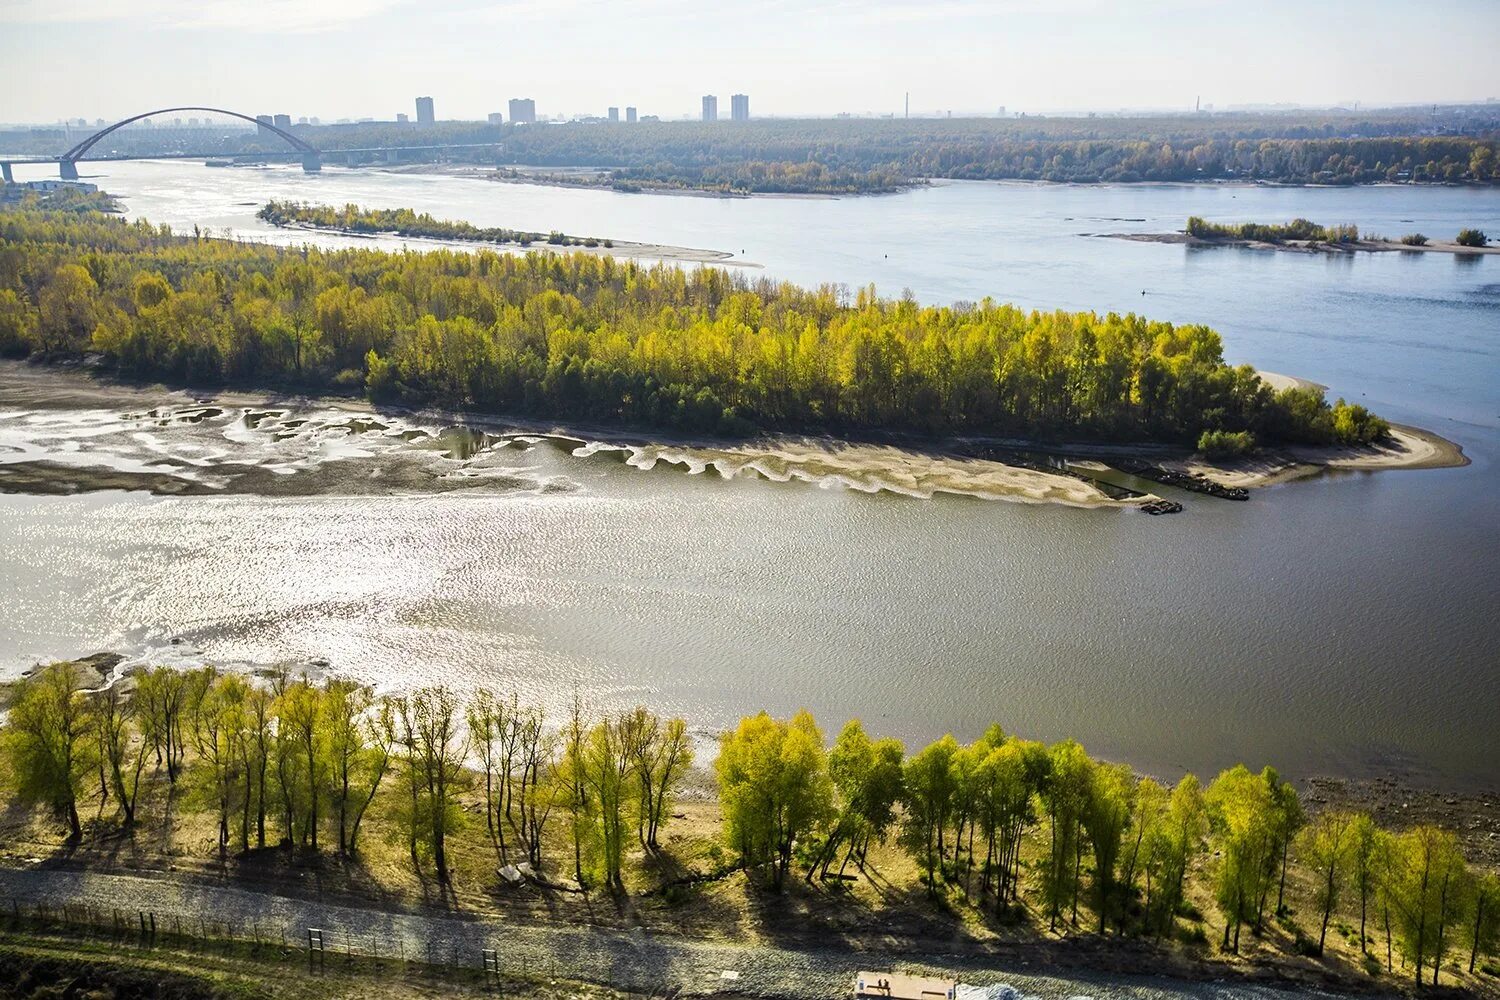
[1472, 892, 1486, 974]
[1359, 881, 1368, 955]
[1384, 903, 1393, 973]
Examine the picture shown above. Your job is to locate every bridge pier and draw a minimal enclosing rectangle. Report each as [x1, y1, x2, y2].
[1, 162, 13, 185]
[59, 160, 80, 181]
[301, 153, 322, 173]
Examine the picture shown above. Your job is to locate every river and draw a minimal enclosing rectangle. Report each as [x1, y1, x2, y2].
[2, 159, 1497, 789]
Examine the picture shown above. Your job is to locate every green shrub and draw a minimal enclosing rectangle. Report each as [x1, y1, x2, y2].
[1456, 228, 1489, 247]
[1197, 429, 1256, 459]
[1331, 399, 1390, 445]
[1399, 233, 1429, 246]
[1178, 923, 1209, 946]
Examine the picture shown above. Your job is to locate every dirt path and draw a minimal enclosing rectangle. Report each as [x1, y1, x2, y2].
[0, 866, 1365, 999]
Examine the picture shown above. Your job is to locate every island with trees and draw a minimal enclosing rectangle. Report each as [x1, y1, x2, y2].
[1, 203, 1401, 457]
[1105, 216, 1500, 256]
[0, 656, 1496, 996]
[257, 200, 738, 264]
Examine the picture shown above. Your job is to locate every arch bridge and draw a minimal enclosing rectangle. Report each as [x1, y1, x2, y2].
[52, 106, 322, 180]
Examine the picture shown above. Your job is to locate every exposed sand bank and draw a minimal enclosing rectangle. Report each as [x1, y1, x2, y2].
[265, 219, 757, 267]
[0, 363, 1133, 509]
[0, 362, 1467, 511]
[1253, 369, 1325, 393]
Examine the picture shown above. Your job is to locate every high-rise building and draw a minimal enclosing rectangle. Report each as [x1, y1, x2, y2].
[730, 94, 749, 121]
[625, 106, 637, 123]
[488, 112, 504, 125]
[397, 113, 410, 124]
[508, 98, 536, 124]
[415, 96, 435, 124]
[701, 95, 717, 121]
[607, 106, 619, 122]
[255, 114, 273, 136]
[273, 114, 292, 129]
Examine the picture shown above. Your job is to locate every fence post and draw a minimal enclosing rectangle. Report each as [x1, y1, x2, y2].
[307, 928, 325, 973]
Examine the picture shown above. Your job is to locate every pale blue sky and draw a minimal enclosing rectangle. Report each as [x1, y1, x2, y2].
[1, 0, 1496, 123]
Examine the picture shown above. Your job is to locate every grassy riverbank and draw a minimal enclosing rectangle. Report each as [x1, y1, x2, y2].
[1, 657, 1496, 996]
[0, 934, 638, 1000]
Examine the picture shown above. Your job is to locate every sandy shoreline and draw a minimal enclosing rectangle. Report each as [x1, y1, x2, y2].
[1103, 230, 1500, 255]
[0, 361, 1468, 509]
[266, 219, 759, 267]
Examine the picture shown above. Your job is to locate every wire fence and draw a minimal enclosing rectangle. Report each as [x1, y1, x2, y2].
[1, 895, 551, 989]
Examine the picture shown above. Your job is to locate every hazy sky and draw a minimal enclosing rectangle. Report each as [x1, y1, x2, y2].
[2, 0, 1497, 123]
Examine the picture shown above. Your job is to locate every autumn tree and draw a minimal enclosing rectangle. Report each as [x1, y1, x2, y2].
[623, 707, 693, 850]
[1384, 824, 1469, 985]
[1041, 739, 1093, 931]
[715, 710, 831, 889]
[1206, 765, 1278, 952]
[90, 680, 148, 829]
[400, 686, 468, 883]
[1468, 871, 1500, 975]
[3, 662, 92, 839]
[1299, 809, 1356, 955]
[901, 734, 960, 893]
[810, 720, 904, 883]
[1146, 774, 1207, 938]
[1082, 761, 1136, 933]
[277, 677, 325, 850]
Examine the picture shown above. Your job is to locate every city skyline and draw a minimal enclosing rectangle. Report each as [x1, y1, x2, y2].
[2, 0, 1497, 123]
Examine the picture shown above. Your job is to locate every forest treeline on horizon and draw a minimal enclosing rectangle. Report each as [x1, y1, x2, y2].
[5, 112, 1498, 192]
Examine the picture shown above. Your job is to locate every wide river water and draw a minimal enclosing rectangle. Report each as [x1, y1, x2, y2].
[2, 160, 1498, 790]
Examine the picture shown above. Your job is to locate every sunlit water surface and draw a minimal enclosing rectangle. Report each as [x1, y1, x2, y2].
[1, 160, 1497, 788]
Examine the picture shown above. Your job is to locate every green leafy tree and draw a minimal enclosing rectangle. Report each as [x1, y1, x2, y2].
[1384, 824, 1469, 985]
[1205, 765, 1278, 952]
[808, 720, 904, 882]
[1147, 774, 1207, 939]
[901, 734, 961, 893]
[1467, 871, 1500, 975]
[1041, 739, 1094, 931]
[1346, 811, 1380, 956]
[3, 662, 93, 839]
[1299, 809, 1356, 955]
[1081, 761, 1136, 933]
[715, 710, 831, 889]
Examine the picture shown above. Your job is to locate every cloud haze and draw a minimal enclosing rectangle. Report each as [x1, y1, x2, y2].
[2, 0, 1496, 123]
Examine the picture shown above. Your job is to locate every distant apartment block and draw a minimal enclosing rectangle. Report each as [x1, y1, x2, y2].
[509, 98, 537, 124]
[702, 95, 717, 121]
[415, 96, 435, 124]
[625, 106, 637, 123]
[607, 106, 619, 122]
[397, 113, 410, 124]
[730, 94, 749, 121]
[488, 112, 504, 125]
[255, 114, 273, 136]
[272, 113, 292, 129]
